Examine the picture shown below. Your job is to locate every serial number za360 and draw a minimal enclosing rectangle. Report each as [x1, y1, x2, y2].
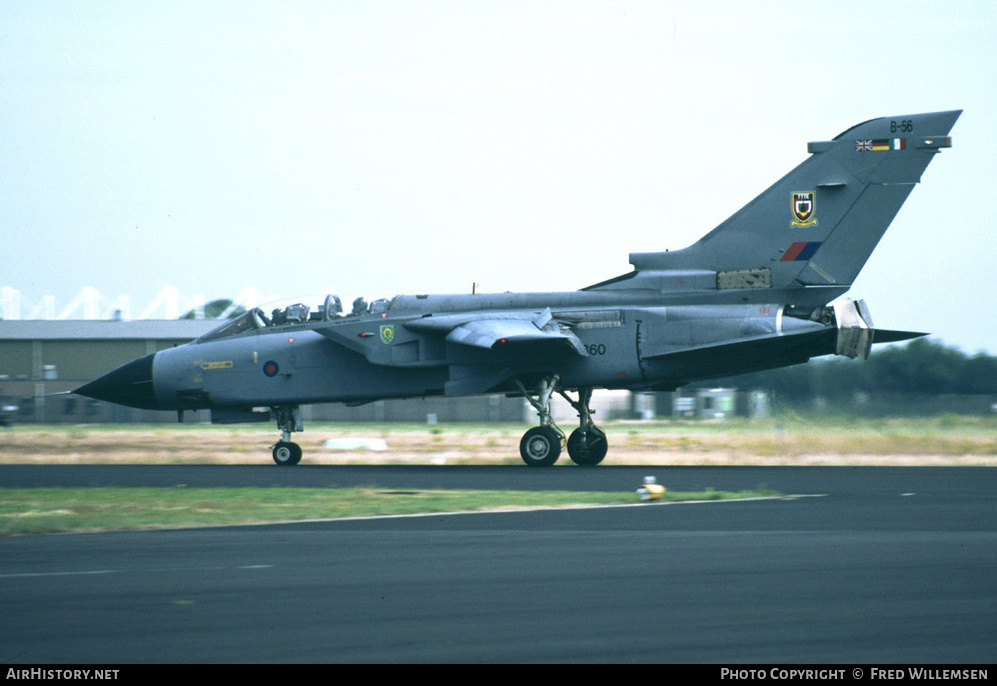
[585, 343, 608, 356]
[890, 120, 914, 133]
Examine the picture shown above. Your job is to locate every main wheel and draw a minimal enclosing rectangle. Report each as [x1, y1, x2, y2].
[567, 426, 608, 466]
[272, 441, 303, 466]
[520, 426, 563, 467]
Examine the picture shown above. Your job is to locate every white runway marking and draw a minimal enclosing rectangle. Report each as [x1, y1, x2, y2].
[0, 564, 274, 579]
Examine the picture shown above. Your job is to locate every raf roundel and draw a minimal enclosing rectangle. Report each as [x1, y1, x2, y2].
[263, 361, 279, 377]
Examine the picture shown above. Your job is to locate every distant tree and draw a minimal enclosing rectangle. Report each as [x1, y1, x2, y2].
[180, 299, 247, 320]
[867, 338, 995, 395]
[962, 353, 997, 395]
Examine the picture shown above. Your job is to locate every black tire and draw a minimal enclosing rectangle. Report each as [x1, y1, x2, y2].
[272, 441, 303, 466]
[567, 426, 608, 466]
[519, 426, 562, 467]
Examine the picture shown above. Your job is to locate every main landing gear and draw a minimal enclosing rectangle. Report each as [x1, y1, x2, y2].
[516, 377, 609, 467]
[561, 388, 608, 466]
[271, 405, 303, 466]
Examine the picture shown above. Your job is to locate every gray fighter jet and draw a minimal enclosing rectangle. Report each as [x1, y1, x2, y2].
[77, 110, 960, 466]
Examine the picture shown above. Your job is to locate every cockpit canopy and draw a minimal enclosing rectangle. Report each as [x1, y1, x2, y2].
[194, 294, 386, 343]
[195, 308, 270, 343]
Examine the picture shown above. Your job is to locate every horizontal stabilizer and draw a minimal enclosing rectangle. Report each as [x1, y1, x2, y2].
[642, 326, 926, 382]
[642, 328, 837, 363]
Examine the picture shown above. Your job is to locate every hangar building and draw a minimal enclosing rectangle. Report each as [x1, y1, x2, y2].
[0, 320, 217, 423]
[0, 320, 529, 424]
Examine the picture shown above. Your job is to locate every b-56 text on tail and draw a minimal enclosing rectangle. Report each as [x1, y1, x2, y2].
[77, 110, 960, 466]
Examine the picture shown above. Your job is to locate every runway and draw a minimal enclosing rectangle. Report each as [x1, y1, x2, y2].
[1, 465, 995, 663]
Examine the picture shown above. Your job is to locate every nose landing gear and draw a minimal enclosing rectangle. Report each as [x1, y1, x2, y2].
[272, 440, 302, 466]
[271, 405, 303, 466]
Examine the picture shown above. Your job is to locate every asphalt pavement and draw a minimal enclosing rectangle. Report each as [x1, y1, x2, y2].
[1, 465, 994, 663]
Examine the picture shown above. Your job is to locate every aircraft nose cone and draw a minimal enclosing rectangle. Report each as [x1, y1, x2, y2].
[75, 353, 160, 410]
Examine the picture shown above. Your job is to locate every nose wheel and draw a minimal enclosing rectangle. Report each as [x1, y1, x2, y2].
[271, 405, 304, 466]
[272, 440, 303, 466]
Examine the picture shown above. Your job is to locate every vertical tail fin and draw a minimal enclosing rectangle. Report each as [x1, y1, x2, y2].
[625, 110, 960, 300]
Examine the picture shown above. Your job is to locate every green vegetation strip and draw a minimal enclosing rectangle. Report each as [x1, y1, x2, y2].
[0, 487, 777, 535]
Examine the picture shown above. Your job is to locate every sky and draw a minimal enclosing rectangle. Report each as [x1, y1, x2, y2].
[2, 1, 995, 353]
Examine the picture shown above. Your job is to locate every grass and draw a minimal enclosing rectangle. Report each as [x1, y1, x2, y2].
[4, 413, 989, 534]
[0, 487, 778, 536]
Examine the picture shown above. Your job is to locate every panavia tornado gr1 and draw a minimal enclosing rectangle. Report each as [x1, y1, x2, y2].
[77, 110, 960, 466]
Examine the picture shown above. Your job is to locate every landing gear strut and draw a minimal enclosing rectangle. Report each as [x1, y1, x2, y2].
[516, 377, 564, 467]
[271, 405, 303, 466]
[515, 379, 609, 467]
[559, 388, 608, 466]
